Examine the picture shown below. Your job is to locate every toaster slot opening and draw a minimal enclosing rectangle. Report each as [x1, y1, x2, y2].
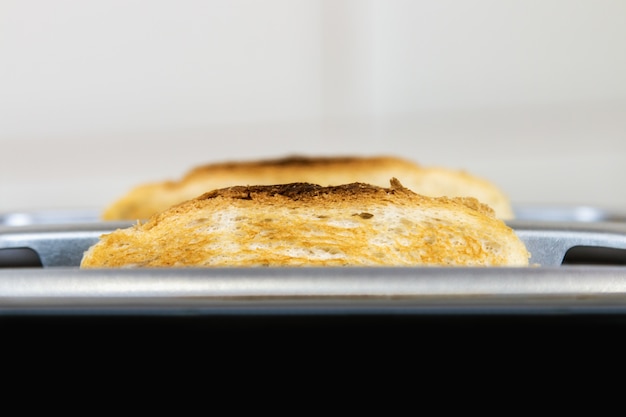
[562, 246, 626, 266]
[0, 248, 43, 268]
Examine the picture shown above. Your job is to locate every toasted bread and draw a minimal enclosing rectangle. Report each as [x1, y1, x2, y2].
[101, 155, 515, 221]
[83, 179, 529, 268]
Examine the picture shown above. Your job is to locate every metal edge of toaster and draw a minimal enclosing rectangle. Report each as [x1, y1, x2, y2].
[1, 266, 626, 315]
[3, 220, 626, 267]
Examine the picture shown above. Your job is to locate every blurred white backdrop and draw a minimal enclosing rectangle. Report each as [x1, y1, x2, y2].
[1, 0, 625, 213]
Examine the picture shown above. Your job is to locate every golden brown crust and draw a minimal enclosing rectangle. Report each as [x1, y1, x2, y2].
[184, 155, 411, 176]
[101, 155, 514, 221]
[84, 179, 528, 268]
[192, 179, 492, 214]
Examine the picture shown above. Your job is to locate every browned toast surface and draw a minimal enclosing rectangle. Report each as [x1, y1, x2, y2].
[102, 155, 514, 220]
[84, 179, 529, 268]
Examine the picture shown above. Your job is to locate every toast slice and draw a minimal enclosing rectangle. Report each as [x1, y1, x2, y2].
[101, 155, 515, 221]
[83, 179, 529, 268]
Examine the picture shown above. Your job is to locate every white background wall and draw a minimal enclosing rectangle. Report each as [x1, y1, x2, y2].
[1, 0, 625, 214]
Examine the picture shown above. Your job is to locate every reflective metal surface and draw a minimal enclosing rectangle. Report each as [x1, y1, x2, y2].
[3, 220, 626, 267]
[1, 266, 626, 315]
[0, 221, 132, 267]
[510, 220, 626, 266]
[2, 209, 626, 317]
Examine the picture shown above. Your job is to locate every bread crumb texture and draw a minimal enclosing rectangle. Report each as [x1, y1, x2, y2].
[83, 180, 530, 268]
[101, 155, 514, 221]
